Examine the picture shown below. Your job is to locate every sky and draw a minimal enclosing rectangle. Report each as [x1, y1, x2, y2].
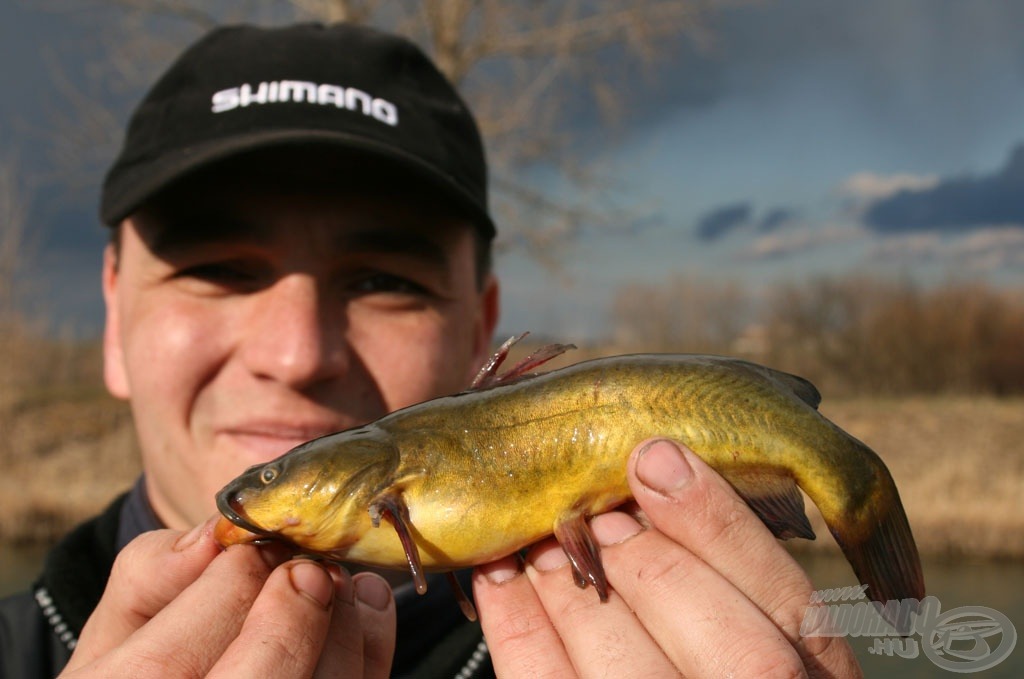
[2, 0, 1023, 341]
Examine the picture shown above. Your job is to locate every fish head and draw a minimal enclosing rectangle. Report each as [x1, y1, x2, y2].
[215, 425, 399, 556]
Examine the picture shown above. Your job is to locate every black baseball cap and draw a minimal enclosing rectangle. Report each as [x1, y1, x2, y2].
[100, 22, 494, 237]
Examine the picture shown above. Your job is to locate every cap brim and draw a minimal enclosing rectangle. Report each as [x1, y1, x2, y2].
[100, 129, 495, 237]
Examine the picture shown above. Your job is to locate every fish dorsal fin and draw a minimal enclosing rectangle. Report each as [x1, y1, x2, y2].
[725, 468, 816, 541]
[471, 332, 575, 389]
[755, 364, 822, 410]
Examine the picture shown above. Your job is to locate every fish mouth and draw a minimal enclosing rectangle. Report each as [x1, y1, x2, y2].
[215, 486, 271, 538]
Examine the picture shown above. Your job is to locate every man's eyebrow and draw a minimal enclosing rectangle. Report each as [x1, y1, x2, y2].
[145, 214, 270, 255]
[341, 229, 449, 267]
[144, 213, 452, 268]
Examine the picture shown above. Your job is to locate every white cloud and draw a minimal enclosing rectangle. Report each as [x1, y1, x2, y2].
[739, 223, 865, 260]
[837, 172, 940, 203]
[869, 226, 1024, 271]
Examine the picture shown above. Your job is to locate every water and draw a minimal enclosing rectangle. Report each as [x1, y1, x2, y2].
[797, 552, 1023, 678]
[1, 543, 1020, 676]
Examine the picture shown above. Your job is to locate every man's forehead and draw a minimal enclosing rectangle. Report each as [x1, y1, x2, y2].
[134, 201, 459, 266]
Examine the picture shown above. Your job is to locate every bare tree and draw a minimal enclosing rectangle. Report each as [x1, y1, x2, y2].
[38, 0, 740, 260]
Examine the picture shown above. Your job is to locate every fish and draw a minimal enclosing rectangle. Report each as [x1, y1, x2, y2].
[215, 336, 925, 620]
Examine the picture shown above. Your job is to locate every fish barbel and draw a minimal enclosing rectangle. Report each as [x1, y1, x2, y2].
[215, 340, 924, 615]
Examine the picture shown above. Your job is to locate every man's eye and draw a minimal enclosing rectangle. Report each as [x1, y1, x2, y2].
[351, 273, 428, 296]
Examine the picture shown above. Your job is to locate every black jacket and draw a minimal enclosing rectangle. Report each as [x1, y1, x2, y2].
[0, 494, 494, 678]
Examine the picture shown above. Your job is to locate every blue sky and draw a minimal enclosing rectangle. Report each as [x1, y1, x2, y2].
[498, 0, 1024, 339]
[3, 0, 1023, 341]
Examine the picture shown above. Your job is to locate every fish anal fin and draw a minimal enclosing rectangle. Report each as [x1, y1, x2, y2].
[726, 469, 816, 541]
[472, 332, 575, 389]
[553, 509, 608, 601]
[369, 491, 427, 595]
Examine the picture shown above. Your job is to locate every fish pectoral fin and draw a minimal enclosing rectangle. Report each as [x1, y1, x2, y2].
[471, 332, 575, 389]
[368, 491, 428, 595]
[726, 470, 816, 541]
[553, 509, 609, 601]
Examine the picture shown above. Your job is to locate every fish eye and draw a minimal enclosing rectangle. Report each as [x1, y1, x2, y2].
[260, 466, 279, 485]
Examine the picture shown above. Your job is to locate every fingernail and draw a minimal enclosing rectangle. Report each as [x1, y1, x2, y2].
[636, 439, 694, 494]
[590, 512, 643, 546]
[530, 541, 569, 572]
[289, 561, 334, 609]
[354, 574, 392, 611]
[479, 553, 524, 585]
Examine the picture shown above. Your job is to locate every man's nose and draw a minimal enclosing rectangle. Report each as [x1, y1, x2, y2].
[240, 274, 348, 388]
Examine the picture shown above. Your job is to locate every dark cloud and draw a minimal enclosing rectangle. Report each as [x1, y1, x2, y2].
[864, 143, 1024, 233]
[758, 207, 798, 232]
[695, 202, 751, 241]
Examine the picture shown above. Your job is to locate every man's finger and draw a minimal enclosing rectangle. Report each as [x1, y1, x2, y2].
[519, 537, 684, 679]
[106, 542, 289, 675]
[626, 438, 860, 676]
[64, 518, 223, 671]
[351, 573, 397, 679]
[209, 559, 336, 679]
[473, 554, 576, 679]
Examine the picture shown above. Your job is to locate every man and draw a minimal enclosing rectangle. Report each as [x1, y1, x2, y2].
[0, 23, 860, 678]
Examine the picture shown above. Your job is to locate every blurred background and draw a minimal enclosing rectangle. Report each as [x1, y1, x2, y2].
[1, 1, 1021, 675]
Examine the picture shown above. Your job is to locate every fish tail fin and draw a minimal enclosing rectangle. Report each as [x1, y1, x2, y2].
[829, 483, 925, 626]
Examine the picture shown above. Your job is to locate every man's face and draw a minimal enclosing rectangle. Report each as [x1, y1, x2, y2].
[102, 180, 499, 530]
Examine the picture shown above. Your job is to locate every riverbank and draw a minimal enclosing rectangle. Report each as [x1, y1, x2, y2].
[809, 395, 1024, 560]
[3, 392, 1022, 559]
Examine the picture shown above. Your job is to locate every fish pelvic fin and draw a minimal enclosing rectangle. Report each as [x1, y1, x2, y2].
[553, 508, 609, 601]
[830, 489, 925, 615]
[369, 490, 427, 595]
[727, 469, 816, 541]
[445, 571, 478, 622]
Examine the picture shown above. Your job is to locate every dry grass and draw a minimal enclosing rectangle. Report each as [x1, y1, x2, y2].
[0, 325, 141, 543]
[0, 389, 140, 544]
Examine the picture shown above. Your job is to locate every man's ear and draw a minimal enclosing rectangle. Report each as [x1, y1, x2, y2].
[102, 243, 130, 399]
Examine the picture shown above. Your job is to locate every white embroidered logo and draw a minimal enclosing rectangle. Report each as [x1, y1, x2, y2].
[211, 80, 398, 126]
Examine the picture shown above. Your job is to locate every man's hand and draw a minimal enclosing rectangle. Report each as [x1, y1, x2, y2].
[60, 517, 395, 678]
[474, 438, 862, 678]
